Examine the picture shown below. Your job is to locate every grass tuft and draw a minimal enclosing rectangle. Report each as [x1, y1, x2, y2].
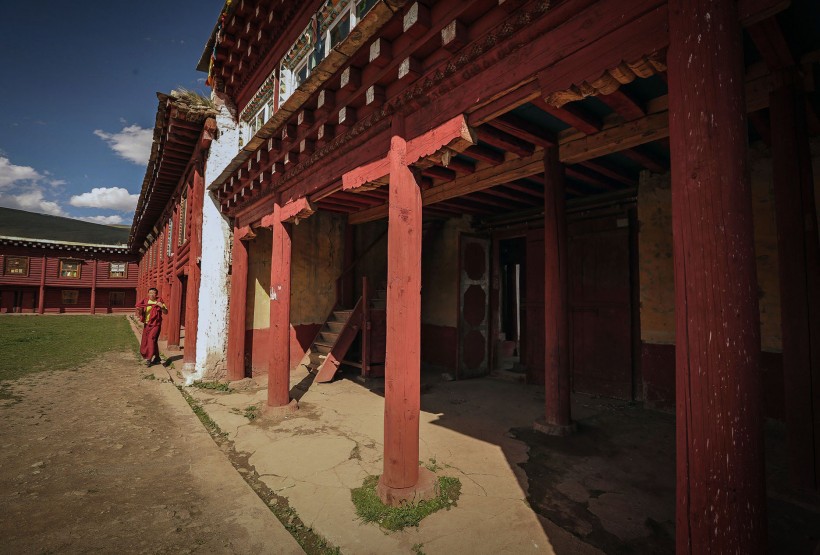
[178, 387, 228, 439]
[191, 380, 232, 392]
[243, 405, 260, 421]
[351, 475, 461, 531]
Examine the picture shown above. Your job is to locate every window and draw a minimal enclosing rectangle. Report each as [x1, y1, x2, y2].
[109, 291, 126, 307]
[4, 256, 28, 276]
[167, 221, 173, 257]
[178, 194, 187, 246]
[59, 260, 81, 279]
[62, 290, 78, 305]
[109, 262, 127, 278]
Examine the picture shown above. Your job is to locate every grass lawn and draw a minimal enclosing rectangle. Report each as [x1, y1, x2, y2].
[0, 315, 137, 382]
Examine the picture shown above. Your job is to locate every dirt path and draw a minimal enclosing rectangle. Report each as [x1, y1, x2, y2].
[0, 350, 303, 554]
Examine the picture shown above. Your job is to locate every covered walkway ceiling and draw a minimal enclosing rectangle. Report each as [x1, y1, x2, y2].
[213, 0, 819, 226]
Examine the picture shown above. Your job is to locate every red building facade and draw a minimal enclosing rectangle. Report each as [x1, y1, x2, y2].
[130, 91, 216, 370]
[0, 237, 137, 314]
[193, 0, 819, 550]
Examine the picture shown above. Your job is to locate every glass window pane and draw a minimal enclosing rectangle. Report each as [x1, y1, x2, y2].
[330, 12, 350, 49]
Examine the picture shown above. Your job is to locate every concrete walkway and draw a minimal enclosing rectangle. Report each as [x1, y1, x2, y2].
[175, 363, 603, 555]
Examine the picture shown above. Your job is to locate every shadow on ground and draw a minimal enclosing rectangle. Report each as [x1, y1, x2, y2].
[334, 364, 820, 555]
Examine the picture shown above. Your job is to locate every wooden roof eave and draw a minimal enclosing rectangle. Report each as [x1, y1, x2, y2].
[128, 93, 216, 250]
[206, 0, 407, 195]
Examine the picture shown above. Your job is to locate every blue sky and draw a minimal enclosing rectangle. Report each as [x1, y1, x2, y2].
[0, 1, 224, 225]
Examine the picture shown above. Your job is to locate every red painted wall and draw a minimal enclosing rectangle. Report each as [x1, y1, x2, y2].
[421, 323, 457, 370]
[0, 244, 137, 314]
[243, 323, 322, 377]
[640, 341, 785, 420]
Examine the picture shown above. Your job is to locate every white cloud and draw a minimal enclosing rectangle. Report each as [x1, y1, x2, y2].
[0, 187, 67, 217]
[94, 124, 153, 165]
[70, 187, 138, 212]
[75, 214, 125, 225]
[0, 156, 43, 188]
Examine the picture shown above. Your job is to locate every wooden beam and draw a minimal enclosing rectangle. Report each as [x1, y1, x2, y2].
[475, 185, 540, 204]
[342, 114, 475, 191]
[737, 0, 791, 27]
[476, 125, 535, 158]
[598, 89, 646, 121]
[579, 160, 636, 186]
[464, 144, 504, 164]
[747, 16, 794, 70]
[559, 112, 668, 164]
[566, 166, 618, 191]
[531, 97, 602, 135]
[349, 150, 544, 224]
[490, 113, 556, 147]
[421, 165, 457, 181]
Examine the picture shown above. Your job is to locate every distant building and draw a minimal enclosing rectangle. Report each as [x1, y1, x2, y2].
[0, 207, 138, 314]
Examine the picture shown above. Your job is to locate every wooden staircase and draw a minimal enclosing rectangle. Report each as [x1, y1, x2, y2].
[298, 297, 363, 383]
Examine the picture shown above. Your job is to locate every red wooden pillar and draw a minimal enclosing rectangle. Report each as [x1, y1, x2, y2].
[183, 171, 203, 370]
[90, 260, 98, 314]
[668, 1, 766, 552]
[166, 275, 183, 349]
[166, 206, 181, 348]
[377, 121, 436, 506]
[268, 202, 297, 409]
[770, 76, 820, 491]
[38, 253, 46, 314]
[535, 146, 573, 435]
[227, 227, 249, 381]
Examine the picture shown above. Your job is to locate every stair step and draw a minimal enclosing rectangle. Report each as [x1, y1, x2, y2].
[326, 321, 345, 333]
[332, 310, 353, 322]
[320, 331, 339, 343]
[314, 343, 333, 354]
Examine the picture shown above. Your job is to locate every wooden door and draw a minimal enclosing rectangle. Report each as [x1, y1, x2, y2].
[569, 213, 633, 399]
[458, 234, 491, 379]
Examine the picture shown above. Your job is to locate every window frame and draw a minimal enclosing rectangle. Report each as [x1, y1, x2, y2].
[59, 259, 81, 279]
[61, 290, 79, 305]
[178, 193, 188, 246]
[4, 256, 29, 276]
[109, 262, 128, 279]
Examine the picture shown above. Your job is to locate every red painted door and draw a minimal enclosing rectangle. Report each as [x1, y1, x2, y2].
[569, 213, 633, 399]
[458, 234, 491, 379]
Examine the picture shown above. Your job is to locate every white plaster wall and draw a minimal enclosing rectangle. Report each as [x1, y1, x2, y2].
[190, 92, 238, 382]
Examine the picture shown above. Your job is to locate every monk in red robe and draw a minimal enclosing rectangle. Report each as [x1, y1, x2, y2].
[136, 287, 168, 366]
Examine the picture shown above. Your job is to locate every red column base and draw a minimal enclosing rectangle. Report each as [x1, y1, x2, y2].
[377, 467, 439, 507]
[533, 418, 576, 436]
[264, 398, 299, 415]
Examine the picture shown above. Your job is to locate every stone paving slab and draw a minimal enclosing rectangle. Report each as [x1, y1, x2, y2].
[185, 364, 605, 555]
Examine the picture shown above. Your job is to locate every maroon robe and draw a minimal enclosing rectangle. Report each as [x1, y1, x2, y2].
[136, 298, 166, 362]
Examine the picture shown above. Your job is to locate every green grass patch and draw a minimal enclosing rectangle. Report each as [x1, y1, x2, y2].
[191, 380, 232, 392]
[243, 405, 260, 421]
[351, 475, 461, 531]
[0, 315, 136, 381]
[178, 387, 228, 439]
